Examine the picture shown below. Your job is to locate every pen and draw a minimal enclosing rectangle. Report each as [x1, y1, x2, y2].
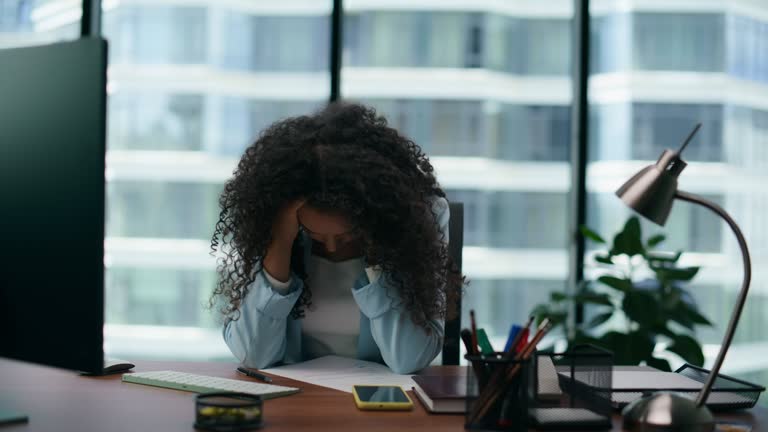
[504, 316, 534, 359]
[236, 367, 273, 383]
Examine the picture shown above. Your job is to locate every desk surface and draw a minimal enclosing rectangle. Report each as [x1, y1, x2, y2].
[1, 358, 765, 431]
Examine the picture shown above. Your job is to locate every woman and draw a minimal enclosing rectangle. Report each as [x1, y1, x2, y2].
[210, 102, 463, 374]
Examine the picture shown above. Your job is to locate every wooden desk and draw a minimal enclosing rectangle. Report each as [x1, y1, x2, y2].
[0, 358, 765, 431]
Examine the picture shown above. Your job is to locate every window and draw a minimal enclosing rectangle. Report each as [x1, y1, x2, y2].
[0, 0, 78, 48]
[588, 5, 768, 389]
[108, 93, 204, 151]
[727, 15, 768, 84]
[218, 14, 328, 72]
[99, 2, 332, 359]
[487, 16, 571, 75]
[591, 12, 725, 74]
[489, 192, 568, 249]
[633, 13, 724, 72]
[496, 105, 571, 161]
[106, 182, 219, 239]
[632, 104, 723, 162]
[463, 279, 565, 344]
[104, 6, 207, 65]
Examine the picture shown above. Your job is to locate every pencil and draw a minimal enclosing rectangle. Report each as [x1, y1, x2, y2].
[461, 328, 488, 387]
[469, 310, 479, 356]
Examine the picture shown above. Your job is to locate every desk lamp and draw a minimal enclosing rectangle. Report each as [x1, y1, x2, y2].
[616, 124, 752, 432]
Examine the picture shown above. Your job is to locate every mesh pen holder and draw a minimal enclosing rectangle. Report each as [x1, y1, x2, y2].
[465, 353, 531, 432]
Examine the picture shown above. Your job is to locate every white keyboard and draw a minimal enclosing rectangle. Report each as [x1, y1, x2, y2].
[122, 370, 300, 400]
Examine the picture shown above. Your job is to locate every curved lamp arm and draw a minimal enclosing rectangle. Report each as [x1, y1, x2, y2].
[675, 190, 752, 407]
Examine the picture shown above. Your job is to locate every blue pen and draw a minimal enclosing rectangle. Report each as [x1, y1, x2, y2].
[504, 325, 522, 353]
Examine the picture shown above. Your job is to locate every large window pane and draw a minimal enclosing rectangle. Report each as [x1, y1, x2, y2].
[0, 0, 79, 48]
[588, 5, 768, 399]
[107, 182, 220, 239]
[108, 93, 204, 151]
[345, 6, 573, 351]
[101, 2, 331, 360]
[633, 13, 724, 72]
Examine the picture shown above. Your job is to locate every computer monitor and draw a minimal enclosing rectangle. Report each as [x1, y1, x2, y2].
[0, 38, 108, 375]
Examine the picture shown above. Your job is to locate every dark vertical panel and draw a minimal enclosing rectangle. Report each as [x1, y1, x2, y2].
[570, 0, 590, 325]
[330, 0, 343, 101]
[81, 0, 102, 37]
[0, 39, 107, 374]
[444, 202, 464, 365]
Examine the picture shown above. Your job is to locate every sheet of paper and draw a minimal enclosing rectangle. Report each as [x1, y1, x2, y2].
[262, 355, 414, 393]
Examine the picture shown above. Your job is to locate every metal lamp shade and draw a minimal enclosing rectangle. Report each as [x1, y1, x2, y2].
[615, 149, 686, 226]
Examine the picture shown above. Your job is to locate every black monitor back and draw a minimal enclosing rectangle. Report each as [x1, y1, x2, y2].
[0, 38, 107, 373]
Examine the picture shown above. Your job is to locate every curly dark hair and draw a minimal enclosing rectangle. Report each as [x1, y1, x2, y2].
[210, 102, 463, 330]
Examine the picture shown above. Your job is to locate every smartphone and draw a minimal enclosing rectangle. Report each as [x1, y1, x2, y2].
[352, 385, 414, 411]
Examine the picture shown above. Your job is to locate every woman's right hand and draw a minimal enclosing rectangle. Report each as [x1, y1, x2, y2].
[271, 199, 305, 246]
[264, 199, 305, 283]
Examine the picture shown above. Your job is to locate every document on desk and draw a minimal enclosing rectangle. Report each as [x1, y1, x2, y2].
[262, 356, 414, 393]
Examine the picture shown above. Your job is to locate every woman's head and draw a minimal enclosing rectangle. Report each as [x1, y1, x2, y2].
[296, 205, 360, 254]
[211, 102, 463, 328]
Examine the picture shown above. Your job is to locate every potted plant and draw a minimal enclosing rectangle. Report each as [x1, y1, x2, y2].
[531, 216, 712, 371]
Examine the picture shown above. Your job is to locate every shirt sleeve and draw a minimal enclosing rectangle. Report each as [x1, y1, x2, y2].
[263, 268, 293, 293]
[352, 197, 449, 374]
[222, 269, 303, 369]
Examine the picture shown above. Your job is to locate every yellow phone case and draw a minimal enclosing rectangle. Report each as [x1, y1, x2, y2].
[352, 385, 414, 411]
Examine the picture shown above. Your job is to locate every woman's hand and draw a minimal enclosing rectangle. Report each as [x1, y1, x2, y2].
[272, 199, 305, 244]
[263, 200, 305, 283]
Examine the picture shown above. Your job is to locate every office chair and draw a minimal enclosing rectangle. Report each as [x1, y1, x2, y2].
[442, 201, 464, 366]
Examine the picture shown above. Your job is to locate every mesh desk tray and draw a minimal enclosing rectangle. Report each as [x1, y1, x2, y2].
[561, 363, 765, 411]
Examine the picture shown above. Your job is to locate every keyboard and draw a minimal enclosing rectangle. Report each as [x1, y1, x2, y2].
[122, 370, 300, 400]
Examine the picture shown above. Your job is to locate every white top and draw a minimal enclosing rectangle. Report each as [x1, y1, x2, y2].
[264, 256, 381, 359]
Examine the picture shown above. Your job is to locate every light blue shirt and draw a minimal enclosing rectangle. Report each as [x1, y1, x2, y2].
[222, 197, 449, 374]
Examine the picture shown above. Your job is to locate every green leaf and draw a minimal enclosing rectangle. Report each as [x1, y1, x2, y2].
[594, 254, 613, 265]
[646, 357, 672, 372]
[650, 324, 676, 339]
[647, 234, 666, 248]
[573, 292, 613, 307]
[597, 331, 654, 365]
[666, 267, 700, 281]
[572, 329, 601, 347]
[546, 312, 568, 327]
[550, 292, 568, 302]
[597, 275, 632, 293]
[530, 304, 551, 320]
[623, 290, 660, 328]
[669, 310, 695, 330]
[673, 299, 713, 327]
[686, 307, 712, 326]
[668, 334, 705, 367]
[580, 225, 606, 244]
[611, 217, 645, 257]
[586, 312, 613, 328]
